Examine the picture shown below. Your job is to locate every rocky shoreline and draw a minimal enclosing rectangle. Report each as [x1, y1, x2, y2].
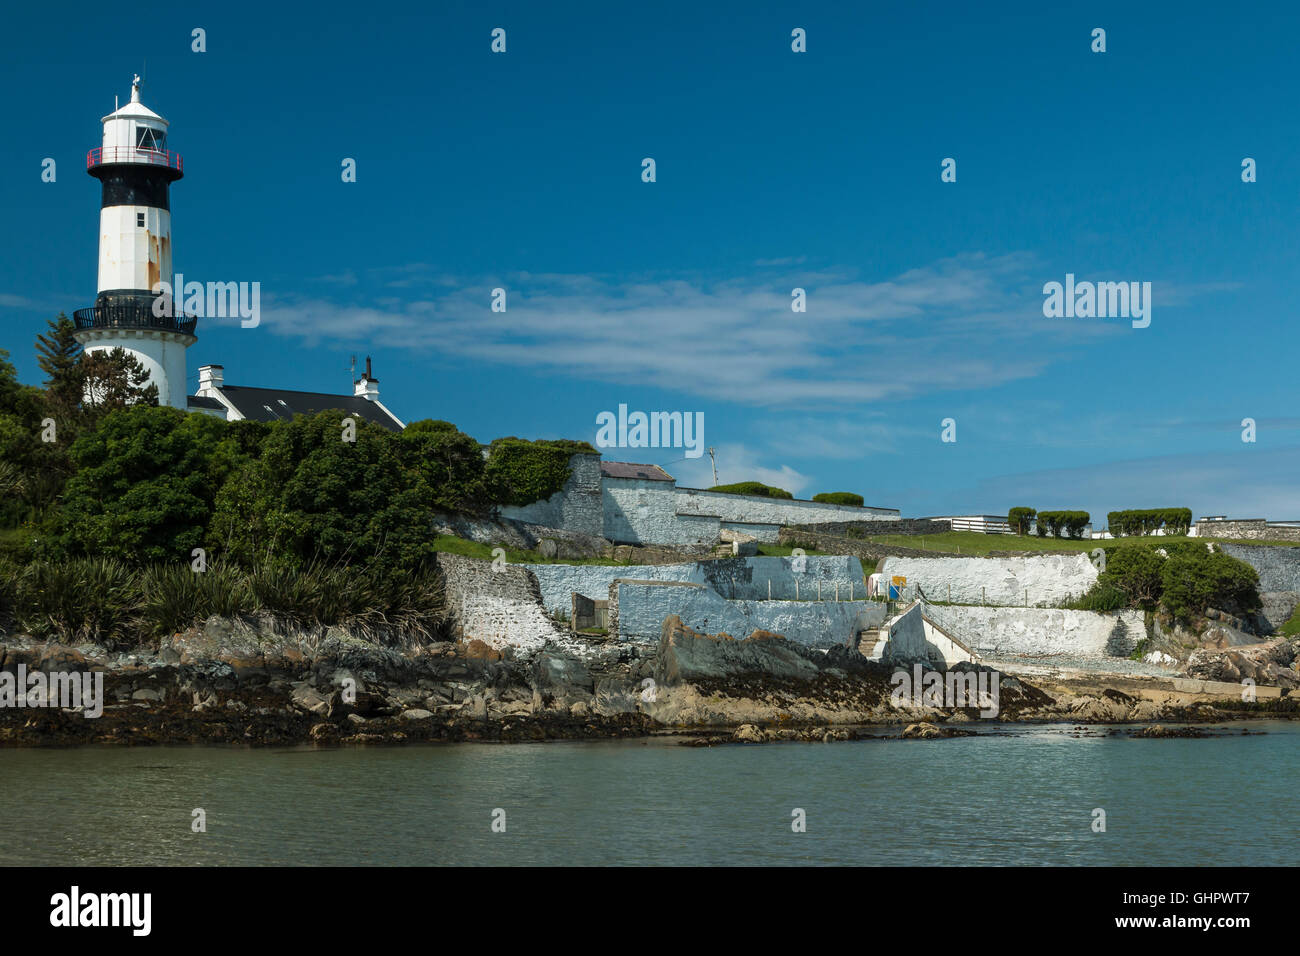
[1, 614, 1294, 748]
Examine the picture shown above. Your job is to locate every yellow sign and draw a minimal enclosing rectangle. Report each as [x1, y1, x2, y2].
[891, 576, 907, 586]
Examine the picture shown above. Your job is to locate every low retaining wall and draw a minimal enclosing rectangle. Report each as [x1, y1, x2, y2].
[881, 554, 1097, 607]
[874, 602, 928, 662]
[610, 579, 885, 648]
[523, 555, 867, 613]
[1197, 519, 1300, 543]
[435, 553, 570, 656]
[1219, 543, 1300, 592]
[922, 603, 1146, 661]
[675, 488, 899, 528]
[1170, 677, 1283, 699]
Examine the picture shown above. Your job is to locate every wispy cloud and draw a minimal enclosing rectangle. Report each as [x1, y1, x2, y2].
[265, 252, 1167, 409]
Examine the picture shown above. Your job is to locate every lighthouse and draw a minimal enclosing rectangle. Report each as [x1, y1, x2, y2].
[73, 76, 193, 409]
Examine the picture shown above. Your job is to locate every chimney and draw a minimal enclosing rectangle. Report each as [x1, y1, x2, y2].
[197, 364, 224, 393]
[353, 355, 379, 401]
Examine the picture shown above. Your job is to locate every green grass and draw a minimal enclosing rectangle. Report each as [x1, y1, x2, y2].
[1280, 605, 1300, 638]
[861, 531, 1300, 557]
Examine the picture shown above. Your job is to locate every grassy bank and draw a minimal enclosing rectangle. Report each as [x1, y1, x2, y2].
[862, 531, 1299, 557]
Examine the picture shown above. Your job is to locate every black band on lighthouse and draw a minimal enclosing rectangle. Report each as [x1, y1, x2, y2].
[92, 165, 172, 210]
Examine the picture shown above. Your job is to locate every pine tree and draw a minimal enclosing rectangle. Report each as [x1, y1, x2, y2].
[35, 313, 83, 413]
[79, 348, 160, 420]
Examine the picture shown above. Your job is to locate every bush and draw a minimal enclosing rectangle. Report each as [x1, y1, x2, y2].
[710, 481, 793, 499]
[1, 557, 448, 646]
[483, 437, 594, 507]
[209, 411, 436, 575]
[8, 557, 142, 645]
[401, 420, 493, 514]
[1101, 545, 1167, 608]
[54, 405, 257, 563]
[1007, 507, 1036, 535]
[1073, 543, 1260, 624]
[812, 492, 864, 507]
[1160, 550, 1259, 623]
[1072, 578, 1128, 612]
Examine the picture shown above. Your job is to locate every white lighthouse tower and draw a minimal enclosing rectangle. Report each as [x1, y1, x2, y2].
[73, 76, 194, 409]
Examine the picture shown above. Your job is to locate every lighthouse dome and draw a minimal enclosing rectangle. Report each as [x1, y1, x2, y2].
[98, 76, 172, 157]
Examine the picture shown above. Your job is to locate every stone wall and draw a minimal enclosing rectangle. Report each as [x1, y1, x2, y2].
[610, 579, 885, 648]
[880, 554, 1097, 607]
[602, 477, 721, 545]
[922, 603, 1147, 662]
[873, 602, 929, 662]
[676, 488, 899, 529]
[1219, 544, 1300, 592]
[785, 518, 952, 537]
[522, 555, 868, 613]
[1196, 519, 1300, 542]
[434, 553, 571, 656]
[498, 453, 605, 537]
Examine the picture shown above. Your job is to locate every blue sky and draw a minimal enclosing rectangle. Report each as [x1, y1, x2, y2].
[2, 1, 1298, 523]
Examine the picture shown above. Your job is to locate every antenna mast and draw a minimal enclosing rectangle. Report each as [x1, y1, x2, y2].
[708, 447, 718, 486]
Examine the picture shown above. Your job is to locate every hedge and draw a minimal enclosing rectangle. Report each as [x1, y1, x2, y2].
[710, 482, 794, 499]
[812, 492, 864, 507]
[1035, 510, 1090, 539]
[1107, 508, 1193, 537]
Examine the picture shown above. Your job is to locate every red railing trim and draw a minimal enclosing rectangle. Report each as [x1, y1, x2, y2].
[86, 146, 183, 172]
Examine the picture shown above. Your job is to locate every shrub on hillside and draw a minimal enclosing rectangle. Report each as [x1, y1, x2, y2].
[812, 492, 865, 507]
[400, 419, 493, 514]
[1073, 542, 1259, 625]
[1, 557, 447, 646]
[53, 405, 257, 563]
[710, 481, 793, 499]
[210, 411, 437, 574]
[483, 437, 595, 507]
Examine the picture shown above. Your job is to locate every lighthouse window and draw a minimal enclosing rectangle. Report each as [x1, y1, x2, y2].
[135, 127, 165, 151]
[136, 212, 146, 227]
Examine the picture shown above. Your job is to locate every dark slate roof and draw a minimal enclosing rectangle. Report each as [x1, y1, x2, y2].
[215, 385, 403, 431]
[600, 461, 674, 482]
[187, 394, 225, 411]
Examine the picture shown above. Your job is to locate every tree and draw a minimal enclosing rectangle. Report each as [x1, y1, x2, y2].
[210, 410, 437, 573]
[35, 313, 83, 415]
[1098, 545, 1166, 608]
[78, 348, 158, 421]
[400, 419, 492, 513]
[1008, 506, 1036, 535]
[1160, 549, 1259, 623]
[484, 437, 592, 507]
[54, 406, 247, 563]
